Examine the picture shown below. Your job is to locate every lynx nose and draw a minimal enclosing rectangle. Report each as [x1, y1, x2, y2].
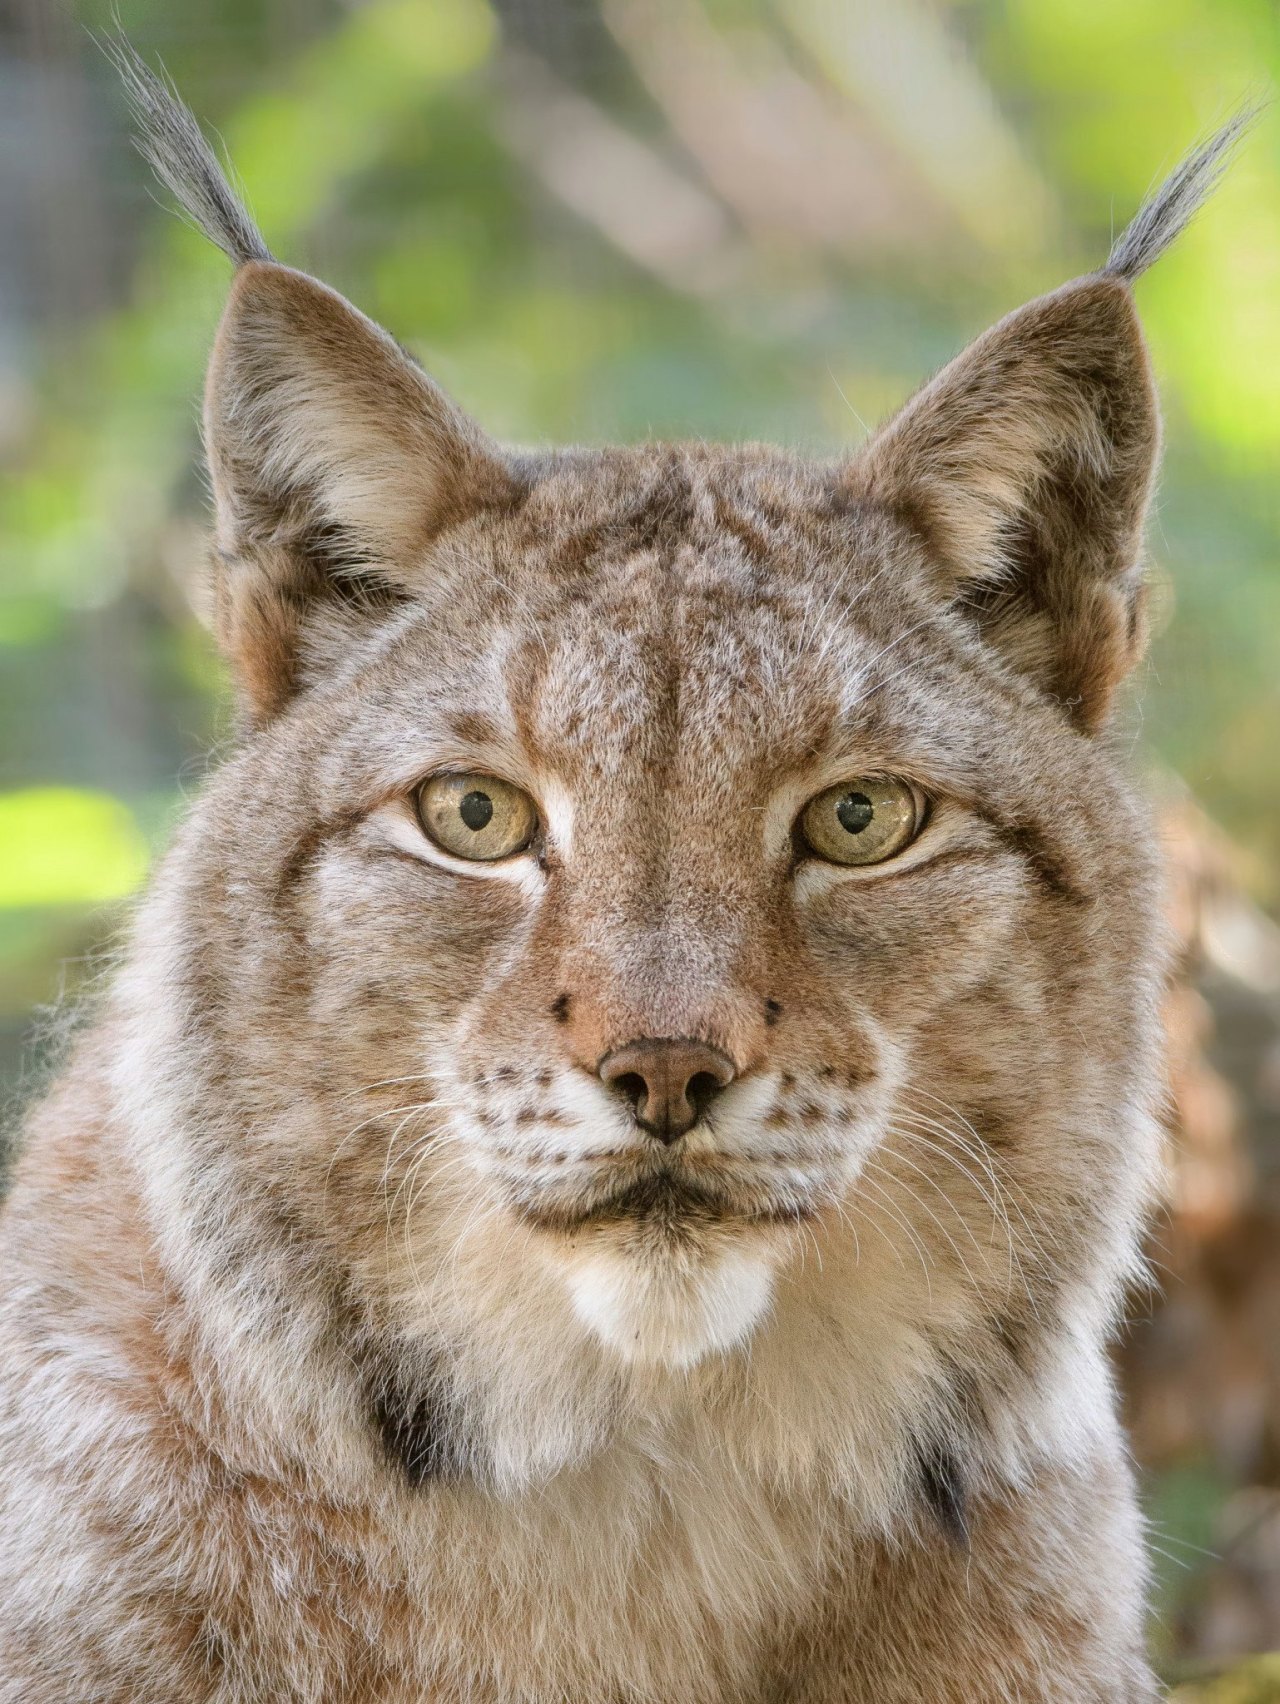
[597, 1038, 736, 1144]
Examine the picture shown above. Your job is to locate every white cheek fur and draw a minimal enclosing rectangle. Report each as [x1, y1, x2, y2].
[543, 1068, 634, 1158]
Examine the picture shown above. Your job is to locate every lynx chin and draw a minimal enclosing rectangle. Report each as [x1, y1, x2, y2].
[0, 46, 1253, 1703]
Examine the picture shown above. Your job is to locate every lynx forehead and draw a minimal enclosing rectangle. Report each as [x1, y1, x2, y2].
[0, 43, 1252, 1704]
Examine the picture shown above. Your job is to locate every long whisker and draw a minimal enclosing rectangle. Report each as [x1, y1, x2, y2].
[900, 1093, 1056, 1262]
[886, 1119, 1018, 1262]
[338, 1070, 437, 1105]
[325, 1096, 440, 1212]
[850, 1172, 935, 1304]
[863, 1156, 981, 1297]
[895, 1091, 1053, 1250]
[870, 1147, 985, 1288]
[379, 1105, 440, 1194]
[889, 1107, 1047, 1322]
[839, 1190, 906, 1273]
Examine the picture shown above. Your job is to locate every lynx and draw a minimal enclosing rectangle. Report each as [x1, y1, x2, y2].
[0, 48, 1249, 1702]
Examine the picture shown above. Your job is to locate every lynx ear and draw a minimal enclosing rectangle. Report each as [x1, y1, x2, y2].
[108, 40, 516, 720]
[849, 274, 1159, 730]
[847, 106, 1257, 731]
[205, 263, 513, 719]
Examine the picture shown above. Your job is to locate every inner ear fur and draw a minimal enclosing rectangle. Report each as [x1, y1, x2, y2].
[204, 261, 515, 720]
[849, 275, 1160, 731]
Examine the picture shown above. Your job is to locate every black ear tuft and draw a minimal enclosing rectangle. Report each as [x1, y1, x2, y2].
[107, 38, 517, 726]
[848, 117, 1255, 732]
[1105, 106, 1260, 281]
[105, 33, 272, 268]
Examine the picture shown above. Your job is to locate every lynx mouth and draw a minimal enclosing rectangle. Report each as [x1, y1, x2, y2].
[505, 1162, 822, 1237]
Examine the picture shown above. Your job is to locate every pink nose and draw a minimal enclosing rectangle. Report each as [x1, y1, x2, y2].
[597, 1038, 736, 1144]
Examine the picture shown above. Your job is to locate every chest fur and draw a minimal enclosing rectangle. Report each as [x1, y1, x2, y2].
[195, 1434, 830, 1703]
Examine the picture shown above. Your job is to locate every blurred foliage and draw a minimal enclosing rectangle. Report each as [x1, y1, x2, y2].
[0, 788, 147, 908]
[1, 0, 1279, 1675]
[1149, 1459, 1239, 1661]
[1173, 1656, 1280, 1702]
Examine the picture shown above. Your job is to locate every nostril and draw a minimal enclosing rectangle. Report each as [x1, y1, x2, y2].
[686, 1072, 723, 1118]
[610, 1071, 649, 1113]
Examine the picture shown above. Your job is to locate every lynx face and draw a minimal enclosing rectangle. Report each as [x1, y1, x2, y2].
[135, 255, 1167, 1410]
[289, 462, 1062, 1372]
[280, 464, 947, 1368]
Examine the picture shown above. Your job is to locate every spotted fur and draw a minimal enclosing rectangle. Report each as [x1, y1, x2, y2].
[0, 55, 1247, 1704]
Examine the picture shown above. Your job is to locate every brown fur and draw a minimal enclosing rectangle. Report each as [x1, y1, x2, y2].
[1, 73, 1247, 1701]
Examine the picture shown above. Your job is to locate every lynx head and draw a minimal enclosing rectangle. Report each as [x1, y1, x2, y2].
[113, 50, 1244, 1503]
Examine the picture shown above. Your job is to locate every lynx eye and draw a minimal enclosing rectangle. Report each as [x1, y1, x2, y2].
[799, 778, 923, 867]
[416, 773, 538, 862]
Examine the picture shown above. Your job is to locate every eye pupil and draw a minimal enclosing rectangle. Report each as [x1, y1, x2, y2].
[836, 792, 874, 835]
[459, 790, 494, 831]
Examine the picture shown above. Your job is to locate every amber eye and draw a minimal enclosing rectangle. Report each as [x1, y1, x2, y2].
[416, 774, 538, 862]
[799, 778, 923, 867]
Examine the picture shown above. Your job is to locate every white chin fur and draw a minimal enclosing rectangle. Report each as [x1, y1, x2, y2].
[566, 1245, 778, 1370]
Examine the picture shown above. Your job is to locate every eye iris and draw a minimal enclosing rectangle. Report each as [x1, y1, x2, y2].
[459, 790, 494, 832]
[836, 792, 874, 835]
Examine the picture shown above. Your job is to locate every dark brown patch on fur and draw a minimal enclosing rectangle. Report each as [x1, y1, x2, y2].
[272, 811, 358, 912]
[996, 822, 1088, 906]
[712, 494, 772, 567]
[969, 1107, 1014, 1150]
[193, 1619, 231, 1680]
[447, 710, 504, 747]
[915, 1442, 970, 1548]
[992, 1311, 1032, 1371]
[514, 1107, 569, 1128]
[369, 1360, 475, 1488]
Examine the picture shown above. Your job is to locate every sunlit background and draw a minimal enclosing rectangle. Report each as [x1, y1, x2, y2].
[2, 0, 1279, 1688]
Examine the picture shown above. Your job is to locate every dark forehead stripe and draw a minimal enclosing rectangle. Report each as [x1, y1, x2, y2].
[710, 492, 774, 565]
[531, 450, 837, 598]
[269, 808, 365, 967]
[272, 817, 337, 909]
[538, 457, 698, 580]
[446, 710, 505, 748]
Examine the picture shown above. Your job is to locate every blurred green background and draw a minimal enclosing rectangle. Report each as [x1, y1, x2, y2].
[1, 0, 1278, 1682]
